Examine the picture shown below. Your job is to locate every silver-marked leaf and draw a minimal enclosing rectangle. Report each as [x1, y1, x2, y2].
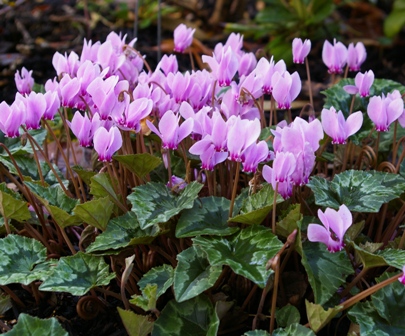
[299, 241, 353, 305]
[352, 242, 387, 269]
[117, 307, 154, 336]
[138, 264, 174, 298]
[378, 249, 405, 269]
[114, 154, 162, 179]
[73, 196, 114, 231]
[128, 181, 203, 230]
[4, 313, 68, 336]
[86, 211, 160, 253]
[39, 252, 115, 296]
[193, 226, 283, 288]
[152, 295, 219, 336]
[0, 235, 51, 285]
[272, 323, 316, 336]
[25, 182, 79, 213]
[229, 184, 284, 225]
[307, 170, 405, 212]
[176, 197, 239, 238]
[174, 246, 222, 302]
[0, 191, 30, 222]
[348, 272, 405, 335]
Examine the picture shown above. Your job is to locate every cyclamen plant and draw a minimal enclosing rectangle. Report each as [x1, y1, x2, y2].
[1, 27, 405, 336]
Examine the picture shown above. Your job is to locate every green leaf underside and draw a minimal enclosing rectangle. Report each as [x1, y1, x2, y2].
[128, 181, 203, 230]
[0, 235, 50, 285]
[138, 264, 174, 298]
[131, 284, 158, 311]
[174, 246, 222, 302]
[4, 313, 68, 336]
[300, 241, 353, 305]
[176, 196, 239, 238]
[39, 252, 115, 296]
[0, 191, 30, 222]
[114, 153, 162, 178]
[305, 300, 341, 333]
[348, 272, 405, 335]
[117, 307, 154, 336]
[276, 204, 302, 238]
[73, 196, 114, 231]
[151, 295, 219, 336]
[193, 226, 283, 288]
[308, 170, 405, 212]
[229, 184, 284, 225]
[86, 211, 159, 253]
[72, 166, 97, 186]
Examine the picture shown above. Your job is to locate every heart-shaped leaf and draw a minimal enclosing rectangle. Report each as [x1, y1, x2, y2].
[0, 235, 51, 285]
[193, 226, 283, 288]
[299, 241, 353, 305]
[128, 181, 203, 230]
[307, 170, 405, 212]
[117, 307, 154, 336]
[73, 196, 114, 231]
[348, 272, 405, 335]
[0, 191, 30, 222]
[114, 153, 162, 178]
[152, 295, 219, 336]
[39, 252, 115, 296]
[138, 264, 174, 298]
[86, 211, 160, 253]
[4, 313, 68, 336]
[174, 246, 222, 302]
[176, 197, 239, 238]
[229, 184, 284, 225]
[305, 300, 341, 333]
[272, 323, 316, 336]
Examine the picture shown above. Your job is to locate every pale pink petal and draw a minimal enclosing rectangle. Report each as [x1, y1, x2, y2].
[307, 224, 331, 246]
[345, 111, 363, 138]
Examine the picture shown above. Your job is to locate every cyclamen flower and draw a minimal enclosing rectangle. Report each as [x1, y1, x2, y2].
[0, 100, 26, 138]
[93, 126, 122, 162]
[241, 140, 269, 173]
[367, 90, 404, 131]
[321, 107, 363, 144]
[322, 39, 347, 74]
[68, 112, 101, 147]
[292, 38, 311, 64]
[271, 71, 301, 109]
[15, 67, 34, 95]
[173, 24, 195, 53]
[262, 152, 296, 199]
[307, 204, 352, 253]
[343, 70, 374, 97]
[146, 110, 193, 150]
[347, 42, 367, 72]
[24, 92, 47, 130]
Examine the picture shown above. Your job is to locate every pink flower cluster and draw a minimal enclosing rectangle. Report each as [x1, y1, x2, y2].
[262, 117, 323, 199]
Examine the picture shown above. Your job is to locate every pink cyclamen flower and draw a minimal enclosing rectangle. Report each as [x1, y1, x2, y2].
[93, 126, 123, 162]
[241, 140, 269, 173]
[292, 38, 311, 64]
[399, 265, 405, 285]
[322, 39, 348, 74]
[271, 71, 301, 110]
[67, 111, 101, 147]
[321, 107, 363, 144]
[367, 90, 404, 131]
[15, 67, 34, 95]
[347, 42, 367, 72]
[262, 152, 296, 199]
[343, 70, 374, 97]
[0, 100, 26, 138]
[24, 92, 47, 130]
[307, 204, 352, 253]
[146, 110, 193, 150]
[173, 24, 195, 53]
